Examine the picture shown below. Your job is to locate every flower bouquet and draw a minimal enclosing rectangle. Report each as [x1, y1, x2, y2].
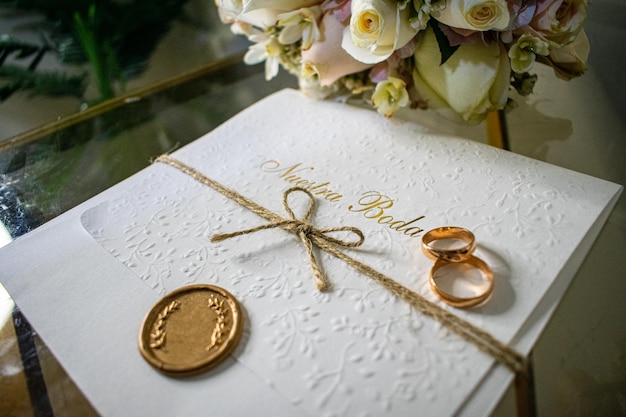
[214, 0, 589, 123]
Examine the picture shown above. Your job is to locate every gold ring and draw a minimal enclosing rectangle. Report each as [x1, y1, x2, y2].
[421, 226, 476, 262]
[429, 255, 494, 308]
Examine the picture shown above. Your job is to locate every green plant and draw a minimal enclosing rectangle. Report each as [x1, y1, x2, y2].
[0, 0, 190, 103]
[0, 35, 87, 101]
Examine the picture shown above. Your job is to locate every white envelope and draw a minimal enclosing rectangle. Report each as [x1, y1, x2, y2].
[1, 89, 621, 416]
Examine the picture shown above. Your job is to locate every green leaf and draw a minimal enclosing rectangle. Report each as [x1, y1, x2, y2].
[0, 65, 86, 101]
[1, 0, 190, 100]
[430, 21, 459, 66]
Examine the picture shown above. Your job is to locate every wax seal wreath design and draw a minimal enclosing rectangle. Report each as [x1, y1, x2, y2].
[149, 300, 180, 349]
[206, 294, 229, 352]
[138, 284, 243, 376]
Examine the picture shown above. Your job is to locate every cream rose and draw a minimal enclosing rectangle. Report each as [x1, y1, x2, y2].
[217, 0, 323, 27]
[342, 0, 418, 64]
[412, 26, 511, 123]
[433, 0, 511, 31]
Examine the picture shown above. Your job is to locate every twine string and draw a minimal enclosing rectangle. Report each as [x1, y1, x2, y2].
[211, 186, 365, 291]
[155, 154, 527, 375]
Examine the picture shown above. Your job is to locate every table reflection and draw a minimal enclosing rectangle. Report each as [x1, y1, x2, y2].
[1, 0, 249, 141]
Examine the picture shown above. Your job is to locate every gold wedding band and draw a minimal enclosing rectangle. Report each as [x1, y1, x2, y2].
[421, 226, 476, 262]
[429, 256, 494, 308]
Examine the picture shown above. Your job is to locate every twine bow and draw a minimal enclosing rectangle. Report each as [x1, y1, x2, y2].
[211, 187, 365, 291]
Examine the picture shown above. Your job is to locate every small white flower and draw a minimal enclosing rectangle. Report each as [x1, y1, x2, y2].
[411, 0, 442, 30]
[298, 73, 341, 100]
[508, 34, 550, 74]
[301, 61, 319, 80]
[277, 6, 322, 50]
[371, 77, 410, 118]
[244, 33, 282, 80]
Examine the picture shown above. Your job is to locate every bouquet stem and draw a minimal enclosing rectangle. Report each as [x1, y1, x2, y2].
[486, 110, 510, 150]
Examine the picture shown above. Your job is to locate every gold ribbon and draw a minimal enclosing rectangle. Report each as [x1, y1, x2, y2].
[155, 154, 528, 375]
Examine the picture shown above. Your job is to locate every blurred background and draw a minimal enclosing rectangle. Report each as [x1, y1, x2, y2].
[0, 0, 250, 141]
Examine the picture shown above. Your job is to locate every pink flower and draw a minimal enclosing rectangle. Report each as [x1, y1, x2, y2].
[301, 12, 373, 86]
[537, 30, 589, 79]
[527, 0, 588, 46]
[505, 0, 537, 30]
[321, 0, 352, 23]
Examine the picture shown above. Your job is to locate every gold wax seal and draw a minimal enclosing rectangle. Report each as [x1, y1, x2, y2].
[138, 284, 243, 376]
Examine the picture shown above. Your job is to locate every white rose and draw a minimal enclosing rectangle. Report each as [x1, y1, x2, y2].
[217, 0, 322, 27]
[412, 26, 511, 123]
[433, 0, 511, 31]
[342, 0, 418, 64]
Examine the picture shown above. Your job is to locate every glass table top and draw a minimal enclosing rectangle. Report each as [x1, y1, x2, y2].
[0, 55, 298, 236]
[1, 2, 625, 417]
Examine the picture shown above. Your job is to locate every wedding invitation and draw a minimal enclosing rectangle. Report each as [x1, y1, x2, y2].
[1, 89, 621, 416]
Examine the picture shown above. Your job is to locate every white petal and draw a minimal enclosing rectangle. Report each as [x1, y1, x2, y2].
[341, 26, 392, 64]
[244, 46, 266, 64]
[279, 25, 302, 44]
[265, 56, 280, 80]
